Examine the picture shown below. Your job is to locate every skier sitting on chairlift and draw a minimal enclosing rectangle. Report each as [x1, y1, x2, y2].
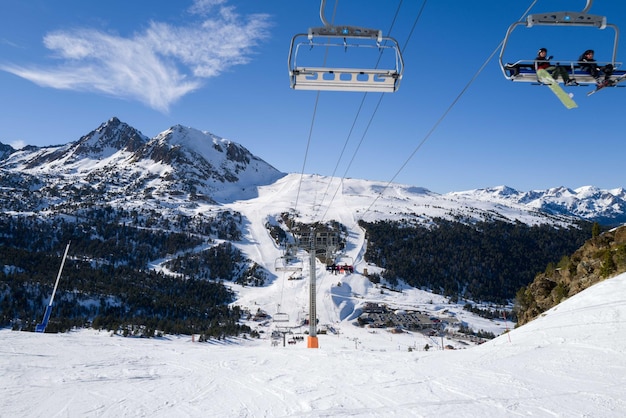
[535, 48, 578, 86]
[579, 49, 614, 87]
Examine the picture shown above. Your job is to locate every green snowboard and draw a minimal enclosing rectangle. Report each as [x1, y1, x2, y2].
[537, 69, 578, 109]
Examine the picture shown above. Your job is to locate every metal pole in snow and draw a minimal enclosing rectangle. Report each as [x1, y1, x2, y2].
[35, 242, 71, 333]
[48, 242, 70, 307]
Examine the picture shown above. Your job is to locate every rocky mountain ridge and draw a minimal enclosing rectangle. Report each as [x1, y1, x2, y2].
[516, 224, 626, 325]
[0, 117, 285, 212]
[1, 117, 625, 228]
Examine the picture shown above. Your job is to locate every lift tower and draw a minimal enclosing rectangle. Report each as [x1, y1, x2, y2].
[297, 228, 338, 348]
[307, 228, 318, 348]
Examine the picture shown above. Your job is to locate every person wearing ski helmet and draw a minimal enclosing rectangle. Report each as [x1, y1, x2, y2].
[579, 49, 614, 87]
[535, 48, 577, 86]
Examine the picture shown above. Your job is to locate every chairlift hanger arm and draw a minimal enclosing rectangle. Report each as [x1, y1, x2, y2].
[319, 0, 331, 27]
[315, 0, 382, 41]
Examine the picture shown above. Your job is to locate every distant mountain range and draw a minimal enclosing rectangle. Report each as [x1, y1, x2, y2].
[450, 185, 626, 226]
[2, 117, 624, 333]
[0, 117, 625, 226]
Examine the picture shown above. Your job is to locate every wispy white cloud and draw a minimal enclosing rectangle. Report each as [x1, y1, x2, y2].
[0, 0, 271, 112]
[1, 38, 21, 48]
[188, 0, 227, 16]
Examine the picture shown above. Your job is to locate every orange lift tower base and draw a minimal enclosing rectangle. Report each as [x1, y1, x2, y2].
[307, 336, 319, 349]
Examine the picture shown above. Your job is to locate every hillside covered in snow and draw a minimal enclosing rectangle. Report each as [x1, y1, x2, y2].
[2, 272, 625, 416]
[2, 117, 626, 415]
[1, 118, 624, 333]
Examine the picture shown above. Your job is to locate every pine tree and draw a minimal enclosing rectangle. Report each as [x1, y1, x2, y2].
[600, 250, 616, 278]
[592, 222, 601, 238]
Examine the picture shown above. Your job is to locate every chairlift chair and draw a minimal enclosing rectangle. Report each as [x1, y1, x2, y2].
[326, 254, 354, 274]
[335, 254, 354, 274]
[275, 254, 303, 272]
[499, 0, 624, 85]
[273, 312, 290, 323]
[275, 242, 303, 272]
[288, 0, 404, 92]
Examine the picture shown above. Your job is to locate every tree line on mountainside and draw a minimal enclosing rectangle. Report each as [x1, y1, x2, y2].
[0, 208, 251, 338]
[0, 203, 608, 336]
[164, 241, 268, 287]
[514, 224, 626, 325]
[359, 218, 597, 304]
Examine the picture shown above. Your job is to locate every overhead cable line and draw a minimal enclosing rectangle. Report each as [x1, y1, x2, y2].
[352, 0, 539, 227]
[293, 0, 340, 216]
[319, 0, 424, 223]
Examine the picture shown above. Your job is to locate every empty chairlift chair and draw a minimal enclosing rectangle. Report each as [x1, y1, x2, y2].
[275, 254, 303, 272]
[288, 0, 404, 92]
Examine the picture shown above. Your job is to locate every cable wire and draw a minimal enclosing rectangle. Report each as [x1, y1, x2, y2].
[353, 0, 539, 226]
[293, 0, 340, 215]
[319, 0, 425, 223]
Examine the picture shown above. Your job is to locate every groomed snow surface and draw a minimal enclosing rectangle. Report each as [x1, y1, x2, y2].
[2, 272, 626, 417]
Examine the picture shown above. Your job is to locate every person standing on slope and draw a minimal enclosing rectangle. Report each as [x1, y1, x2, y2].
[535, 47, 578, 86]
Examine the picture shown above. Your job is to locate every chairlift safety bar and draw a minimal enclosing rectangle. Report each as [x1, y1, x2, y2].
[502, 59, 625, 84]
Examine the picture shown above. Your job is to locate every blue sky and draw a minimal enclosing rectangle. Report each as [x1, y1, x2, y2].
[1, 0, 625, 194]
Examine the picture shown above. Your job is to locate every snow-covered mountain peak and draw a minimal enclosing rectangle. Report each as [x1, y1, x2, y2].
[490, 185, 518, 196]
[455, 185, 521, 200]
[0, 117, 149, 173]
[154, 124, 215, 145]
[574, 185, 600, 196]
[73, 117, 149, 158]
[0, 118, 624, 224]
[0, 118, 286, 209]
[543, 186, 576, 198]
[153, 124, 250, 167]
[0, 142, 14, 160]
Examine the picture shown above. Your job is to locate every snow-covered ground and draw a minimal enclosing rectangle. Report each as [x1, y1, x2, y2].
[223, 173, 519, 341]
[2, 272, 626, 417]
[3, 173, 625, 416]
